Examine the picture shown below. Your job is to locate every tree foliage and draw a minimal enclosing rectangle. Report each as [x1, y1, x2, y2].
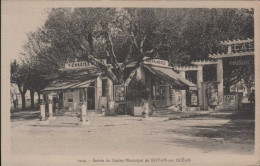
[14, 8, 254, 101]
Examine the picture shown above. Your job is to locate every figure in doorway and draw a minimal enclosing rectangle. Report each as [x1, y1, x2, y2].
[248, 90, 255, 104]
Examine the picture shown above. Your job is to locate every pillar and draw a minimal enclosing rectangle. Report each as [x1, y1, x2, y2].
[143, 101, 149, 118]
[165, 83, 171, 106]
[48, 95, 53, 118]
[48, 103, 53, 118]
[179, 71, 187, 111]
[136, 66, 145, 82]
[228, 45, 232, 54]
[95, 76, 102, 110]
[40, 104, 46, 121]
[81, 102, 87, 123]
[107, 79, 113, 102]
[197, 66, 203, 110]
[217, 59, 224, 109]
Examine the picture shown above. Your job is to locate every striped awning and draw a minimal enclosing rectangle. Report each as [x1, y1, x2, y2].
[44, 70, 100, 91]
[143, 65, 197, 90]
[44, 79, 95, 91]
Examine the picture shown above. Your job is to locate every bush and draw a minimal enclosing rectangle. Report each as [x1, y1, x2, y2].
[126, 78, 149, 101]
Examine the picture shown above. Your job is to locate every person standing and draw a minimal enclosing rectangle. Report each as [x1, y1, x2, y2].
[248, 90, 255, 104]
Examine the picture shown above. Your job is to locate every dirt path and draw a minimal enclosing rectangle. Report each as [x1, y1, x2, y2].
[11, 111, 254, 156]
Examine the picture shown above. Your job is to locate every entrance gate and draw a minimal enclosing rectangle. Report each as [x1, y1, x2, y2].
[175, 38, 254, 110]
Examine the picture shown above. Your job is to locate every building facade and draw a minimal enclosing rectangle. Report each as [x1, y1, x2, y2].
[43, 58, 197, 113]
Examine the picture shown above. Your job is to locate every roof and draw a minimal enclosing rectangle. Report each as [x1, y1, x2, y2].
[44, 70, 99, 91]
[219, 38, 253, 45]
[209, 51, 254, 59]
[143, 65, 197, 89]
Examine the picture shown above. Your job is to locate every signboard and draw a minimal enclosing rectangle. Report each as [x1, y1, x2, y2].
[231, 42, 254, 53]
[143, 58, 169, 67]
[223, 95, 236, 110]
[114, 85, 126, 102]
[98, 96, 108, 109]
[206, 82, 219, 106]
[229, 59, 251, 66]
[65, 61, 94, 69]
[63, 59, 108, 70]
[221, 41, 254, 53]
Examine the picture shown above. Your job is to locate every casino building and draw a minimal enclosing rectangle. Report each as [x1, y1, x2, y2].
[43, 58, 198, 114]
[43, 38, 254, 114]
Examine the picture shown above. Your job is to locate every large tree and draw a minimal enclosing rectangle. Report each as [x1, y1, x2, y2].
[35, 8, 173, 85]
[21, 8, 254, 93]
[11, 60, 30, 110]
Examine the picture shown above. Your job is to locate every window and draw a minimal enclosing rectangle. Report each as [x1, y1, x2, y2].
[68, 91, 73, 102]
[150, 86, 155, 100]
[151, 77, 166, 86]
[102, 79, 107, 96]
[156, 86, 166, 100]
[150, 77, 166, 100]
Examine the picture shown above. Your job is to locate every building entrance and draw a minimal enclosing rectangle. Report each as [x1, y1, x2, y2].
[87, 87, 95, 110]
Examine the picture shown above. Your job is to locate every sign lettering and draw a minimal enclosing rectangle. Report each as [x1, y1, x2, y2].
[64, 59, 107, 70]
[221, 42, 254, 54]
[143, 58, 169, 67]
[65, 61, 94, 69]
[229, 59, 250, 66]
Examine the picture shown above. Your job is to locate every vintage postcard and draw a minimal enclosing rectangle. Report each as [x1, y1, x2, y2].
[2, 1, 260, 166]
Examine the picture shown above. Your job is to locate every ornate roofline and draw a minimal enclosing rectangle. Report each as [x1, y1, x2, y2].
[209, 51, 254, 59]
[191, 60, 218, 65]
[219, 38, 253, 45]
[174, 66, 199, 71]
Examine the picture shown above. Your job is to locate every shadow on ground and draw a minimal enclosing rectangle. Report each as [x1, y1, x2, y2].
[167, 110, 255, 154]
[11, 111, 40, 122]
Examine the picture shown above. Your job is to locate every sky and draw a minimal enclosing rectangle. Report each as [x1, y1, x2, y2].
[2, 2, 49, 61]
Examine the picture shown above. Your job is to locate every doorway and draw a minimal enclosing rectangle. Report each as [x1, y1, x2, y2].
[87, 87, 95, 110]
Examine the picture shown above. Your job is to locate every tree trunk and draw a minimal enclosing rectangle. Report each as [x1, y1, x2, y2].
[37, 91, 41, 105]
[246, 86, 251, 98]
[224, 84, 230, 94]
[87, 32, 94, 55]
[30, 90, 35, 109]
[21, 93, 26, 111]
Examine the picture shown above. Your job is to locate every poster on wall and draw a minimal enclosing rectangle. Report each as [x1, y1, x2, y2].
[223, 95, 236, 110]
[206, 82, 219, 106]
[98, 96, 108, 109]
[190, 90, 198, 106]
[170, 89, 175, 105]
[114, 85, 126, 102]
[175, 90, 182, 106]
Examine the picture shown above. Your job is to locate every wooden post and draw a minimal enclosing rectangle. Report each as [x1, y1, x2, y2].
[95, 77, 102, 110]
[216, 59, 224, 110]
[81, 102, 87, 124]
[179, 71, 187, 111]
[143, 101, 149, 118]
[48, 103, 53, 118]
[40, 104, 45, 121]
[197, 66, 203, 110]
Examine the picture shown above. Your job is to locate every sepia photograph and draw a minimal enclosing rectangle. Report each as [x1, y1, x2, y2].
[2, 1, 260, 166]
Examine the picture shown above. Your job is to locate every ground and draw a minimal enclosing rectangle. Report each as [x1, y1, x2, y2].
[9, 108, 256, 165]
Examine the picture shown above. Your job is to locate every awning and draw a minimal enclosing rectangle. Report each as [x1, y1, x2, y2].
[143, 65, 197, 90]
[44, 79, 95, 91]
[44, 70, 99, 91]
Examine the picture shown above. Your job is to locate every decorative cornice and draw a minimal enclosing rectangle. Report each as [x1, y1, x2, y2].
[219, 38, 253, 45]
[209, 51, 254, 59]
[191, 60, 218, 65]
[174, 66, 199, 71]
